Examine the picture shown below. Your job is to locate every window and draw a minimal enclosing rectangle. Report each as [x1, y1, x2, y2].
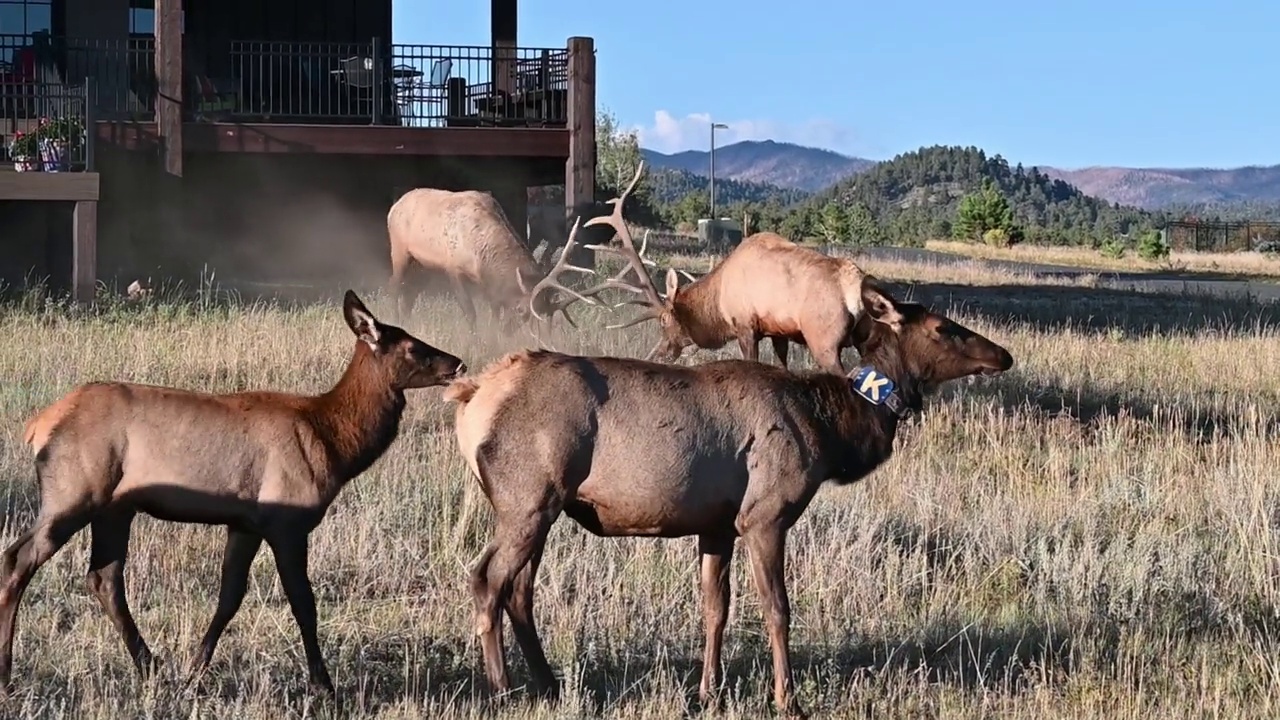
[128, 0, 181, 37]
[0, 0, 52, 66]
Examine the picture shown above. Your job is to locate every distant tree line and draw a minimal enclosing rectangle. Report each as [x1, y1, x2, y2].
[534, 111, 1276, 252]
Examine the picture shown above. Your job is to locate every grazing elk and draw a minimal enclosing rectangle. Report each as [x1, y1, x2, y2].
[442, 278, 1014, 718]
[385, 186, 594, 329]
[0, 291, 465, 695]
[596, 225, 871, 374]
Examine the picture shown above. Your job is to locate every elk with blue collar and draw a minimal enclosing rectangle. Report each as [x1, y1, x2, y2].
[442, 277, 1014, 719]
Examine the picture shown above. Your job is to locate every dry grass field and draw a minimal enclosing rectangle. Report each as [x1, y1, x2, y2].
[924, 239, 1280, 280]
[2, 256, 1280, 720]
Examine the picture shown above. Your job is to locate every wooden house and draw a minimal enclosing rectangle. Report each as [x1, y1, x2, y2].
[0, 0, 595, 300]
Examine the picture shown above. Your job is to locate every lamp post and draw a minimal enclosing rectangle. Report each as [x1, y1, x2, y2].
[709, 121, 729, 221]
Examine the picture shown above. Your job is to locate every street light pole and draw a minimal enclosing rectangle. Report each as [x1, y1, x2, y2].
[709, 121, 728, 221]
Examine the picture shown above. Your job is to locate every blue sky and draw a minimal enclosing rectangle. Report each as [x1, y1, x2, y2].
[393, 1, 1278, 170]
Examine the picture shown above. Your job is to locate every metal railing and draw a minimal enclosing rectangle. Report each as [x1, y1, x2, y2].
[1, 78, 94, 171]
[2, 35, 572, 132]
[390, 44, 568, 127]
[1, 35, 155, 121]
[189, 39, 569, 127]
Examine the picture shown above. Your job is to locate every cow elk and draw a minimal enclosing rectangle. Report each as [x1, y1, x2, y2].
[597, 227, 871, 375]
[442, 279, 1014, 718]
[386, 185, 599, 331]
[0, 291, 465, 695]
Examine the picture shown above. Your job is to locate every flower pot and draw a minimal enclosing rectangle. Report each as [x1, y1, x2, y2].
[38, 139, 68, 172]
[12, 155, 39, 172]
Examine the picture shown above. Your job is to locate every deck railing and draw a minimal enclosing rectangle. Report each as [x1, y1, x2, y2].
[2, 35, 571, 131]
[1, 35, 155, 122]
[0, 78, 94, 171]
[191, 40, 569, 127]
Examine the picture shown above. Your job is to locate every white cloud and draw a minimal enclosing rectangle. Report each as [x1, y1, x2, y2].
[633, 110, 860, 155]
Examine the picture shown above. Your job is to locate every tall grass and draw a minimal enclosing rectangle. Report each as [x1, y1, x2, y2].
[0, 268, 1277, 719]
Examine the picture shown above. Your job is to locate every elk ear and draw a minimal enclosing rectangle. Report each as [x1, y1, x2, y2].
[342, 290, 381, 349]
[665, 267, 680, 300]
[861, 281, 903, 331]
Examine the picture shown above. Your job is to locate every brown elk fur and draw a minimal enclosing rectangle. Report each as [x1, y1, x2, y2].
[443, 279, 1014, 718]
[0, 291, 465, 695]
[385, 187, 587, 329]
[593, 226, 868, 375]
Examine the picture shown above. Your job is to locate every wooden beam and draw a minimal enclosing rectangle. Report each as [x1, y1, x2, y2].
[564, 36, 595, 268]
[155, 0, 184, 176]
[72, 200, 98, 304]
[182, 123, 570, 157]
[0, 172, 100, 201]
[492, 0, 517, 95]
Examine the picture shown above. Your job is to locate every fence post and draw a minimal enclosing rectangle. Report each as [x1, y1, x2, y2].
[371, 36, 382, 125]
[84, 76, 96, 172]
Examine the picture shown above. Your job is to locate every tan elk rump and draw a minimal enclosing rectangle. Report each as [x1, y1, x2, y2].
[0, 291, 465, 696]
[443, 279, 1014, 718]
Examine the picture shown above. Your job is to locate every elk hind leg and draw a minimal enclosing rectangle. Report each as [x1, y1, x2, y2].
[472, 507, 559, 698]
[503, 539, 557, 698]
[85, 508, 156, 677]
[0, 508, 92, 688]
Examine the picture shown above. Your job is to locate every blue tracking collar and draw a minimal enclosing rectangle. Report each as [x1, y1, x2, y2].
[849, 366, 911, 418]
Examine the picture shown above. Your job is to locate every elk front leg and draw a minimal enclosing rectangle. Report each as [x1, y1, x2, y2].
[266, 533, 333, 695]
[810, 342, 846, 376]
[743, 527, 804, 719]
[85, 509, 155, 677]
[736, 327, 761, 363]
[697, 534, 734, 707]
[188, 528, 263, 680]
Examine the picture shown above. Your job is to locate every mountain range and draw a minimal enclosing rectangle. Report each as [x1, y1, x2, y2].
[639, 140, 1280, 211]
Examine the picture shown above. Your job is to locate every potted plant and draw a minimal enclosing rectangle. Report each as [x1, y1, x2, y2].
[36, 115, 84, 172]
[6, 130, 40, 172]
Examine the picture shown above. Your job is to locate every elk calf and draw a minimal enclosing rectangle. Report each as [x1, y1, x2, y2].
[0, 291, 465, 694]
[444, 279, 1012, 718]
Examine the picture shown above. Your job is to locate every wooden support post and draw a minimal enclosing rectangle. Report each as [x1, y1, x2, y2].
[491, 0, 517, 97]
[564, 36, 595, 269]
[155, 0, 184, 176]
[73, 200, 98, 304]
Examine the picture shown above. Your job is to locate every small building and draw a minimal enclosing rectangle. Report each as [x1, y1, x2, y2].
[0, 0, 596, 300]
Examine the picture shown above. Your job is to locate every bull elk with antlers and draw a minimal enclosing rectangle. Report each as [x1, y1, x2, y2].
[598, 226, 871, 374]
[385, 186, 596, 330]
[443, 278, 1014, 717]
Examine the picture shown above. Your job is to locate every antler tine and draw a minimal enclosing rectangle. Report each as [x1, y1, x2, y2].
[581, 160, 666, 310]
[525, 215, 603, 321]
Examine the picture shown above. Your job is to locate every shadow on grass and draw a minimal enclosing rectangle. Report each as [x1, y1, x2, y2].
[987, 370, 1280, 443]
[889, 280, 1280, 337]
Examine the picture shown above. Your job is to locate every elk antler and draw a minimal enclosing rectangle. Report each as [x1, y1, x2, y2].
[578, 161, 668, 327]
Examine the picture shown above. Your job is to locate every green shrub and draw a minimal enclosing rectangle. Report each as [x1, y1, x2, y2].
[1136, 230, 1170, 261]
[1099, 237, 1126, 259]
[982, 227, 1012, 248]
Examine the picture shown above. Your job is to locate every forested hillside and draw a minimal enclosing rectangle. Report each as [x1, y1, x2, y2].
[787, 145, 1164, 245]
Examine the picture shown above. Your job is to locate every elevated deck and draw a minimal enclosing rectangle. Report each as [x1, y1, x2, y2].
[93, 121, 569, 158]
